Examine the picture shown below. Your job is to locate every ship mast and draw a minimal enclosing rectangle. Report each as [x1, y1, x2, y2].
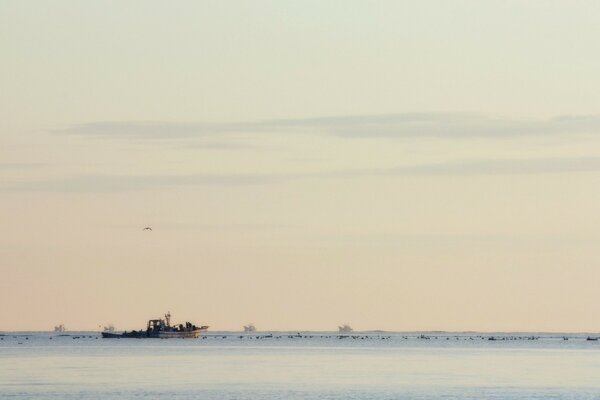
[164, 311, 171, 327]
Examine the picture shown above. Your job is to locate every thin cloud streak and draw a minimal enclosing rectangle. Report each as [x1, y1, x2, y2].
[385, 156, 600, 176]
[56, 113, 600, 140]
[0, 162, 50, 170]
[3, 156, 600, 192]
[0, 173, 281, 192]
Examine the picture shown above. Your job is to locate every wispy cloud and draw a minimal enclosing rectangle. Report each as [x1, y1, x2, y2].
[0, 162, 50, 170]
[280, 114, 600, 138]
[0, 173, 281, 192]
[3, 156, 600, 192]
[56, 113, 600, 140]
[382, 156, 600, 176]
[56, 120, 264, 139]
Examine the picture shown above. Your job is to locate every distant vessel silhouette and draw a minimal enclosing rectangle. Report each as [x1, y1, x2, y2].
[54, 324, 66, 332]
[338, 324, 353, 333]
[101, 312, 208, 339]
[244, 324, 256, 332]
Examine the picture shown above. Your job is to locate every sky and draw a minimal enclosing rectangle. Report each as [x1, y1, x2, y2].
[2, 1, 600, 332]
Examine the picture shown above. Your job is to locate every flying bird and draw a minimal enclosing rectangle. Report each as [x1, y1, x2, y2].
[143, 227, 152, 231]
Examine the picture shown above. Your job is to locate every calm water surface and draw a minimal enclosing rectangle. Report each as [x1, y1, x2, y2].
[2, 332, 600, 399]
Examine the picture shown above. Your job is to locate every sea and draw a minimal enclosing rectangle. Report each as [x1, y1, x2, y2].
[2, 331, 600, 399]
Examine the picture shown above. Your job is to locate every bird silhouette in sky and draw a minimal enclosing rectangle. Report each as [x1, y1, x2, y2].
[143, 227, 152, 231]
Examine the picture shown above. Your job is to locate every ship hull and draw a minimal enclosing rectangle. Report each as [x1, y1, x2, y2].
[157, 330, 202, 338]
[102, 328, 204, 339]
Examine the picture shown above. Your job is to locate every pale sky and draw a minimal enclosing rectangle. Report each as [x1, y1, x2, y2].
[2, 1, 600, 332]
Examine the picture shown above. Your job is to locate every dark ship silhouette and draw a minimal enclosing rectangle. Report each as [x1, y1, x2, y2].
[101, 312, 208, 339]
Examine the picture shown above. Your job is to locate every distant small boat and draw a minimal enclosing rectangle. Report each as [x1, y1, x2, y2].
[244, 324, 256, 333]
[54, 324, 66, 332]
[587, 337, 598, 341]
[101, 312, 208, 339]
[338, 324, 353, 333]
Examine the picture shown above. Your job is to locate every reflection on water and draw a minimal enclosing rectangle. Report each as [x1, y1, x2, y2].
[2, 332, 600, 399]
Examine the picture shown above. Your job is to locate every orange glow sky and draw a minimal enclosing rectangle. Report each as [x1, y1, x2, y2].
[2, 1, 600, 331]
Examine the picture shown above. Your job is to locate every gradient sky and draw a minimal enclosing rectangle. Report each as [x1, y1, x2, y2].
[2, 1, 600, 332]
